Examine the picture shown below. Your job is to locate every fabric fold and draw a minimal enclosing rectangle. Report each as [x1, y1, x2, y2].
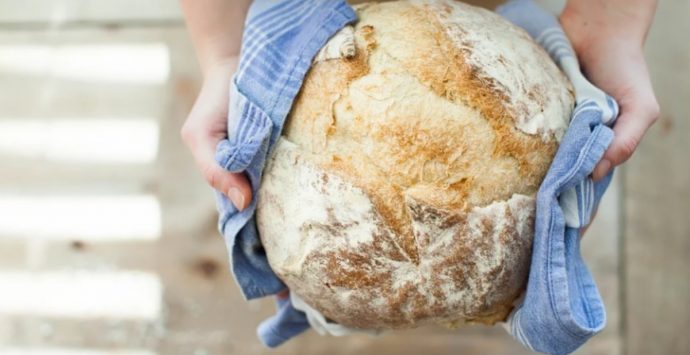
[214, 0, 358, 302]
[214, 0, 620, 353]
[498, 1, 618, 353]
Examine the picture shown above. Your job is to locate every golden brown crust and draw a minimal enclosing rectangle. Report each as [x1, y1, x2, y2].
[258, 140, 537, 328]
[259, 0, 574, 329]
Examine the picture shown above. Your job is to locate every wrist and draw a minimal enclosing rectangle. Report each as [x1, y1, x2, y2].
[560, 6, 645, 67]
[196, 35, 241, 76]
[180, 0, 249, 77]
[560, 1, 653, 56]
[201, 55, 239, 81]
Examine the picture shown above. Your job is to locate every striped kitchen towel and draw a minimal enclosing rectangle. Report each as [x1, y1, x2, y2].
[212, 0, 357, 347]
[498, 0, 618, 354]
[213, 0, 619, 352]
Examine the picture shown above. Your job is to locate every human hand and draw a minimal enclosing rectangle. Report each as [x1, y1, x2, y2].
[560, 2, 660, 182]
[180, 58, 252, 211]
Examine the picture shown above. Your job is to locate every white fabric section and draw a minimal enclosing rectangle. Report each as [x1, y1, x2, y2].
[560, 184, 582, 228]
[290, 292, 383, 337]
[553, 40, 615, 229]
[500, 292, 534, 350]
[558, 56, 615, 124]
[313, 26, 356, 62]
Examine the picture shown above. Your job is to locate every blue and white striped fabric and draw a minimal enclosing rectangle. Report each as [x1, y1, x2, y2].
[519, 9, 619, 229]
[213, 0, 357, 347]
[213, 0, 618, 352]
[498, 0, 618, 353]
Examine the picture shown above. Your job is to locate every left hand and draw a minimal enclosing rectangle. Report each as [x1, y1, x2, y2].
[560, 1, 659, 236]
[560, 4, 660, 182]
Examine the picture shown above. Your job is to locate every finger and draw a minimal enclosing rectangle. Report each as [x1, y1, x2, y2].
[202, 163, 253, 211]
[592, 100, 659, 181]
[182, 128, 253, 211]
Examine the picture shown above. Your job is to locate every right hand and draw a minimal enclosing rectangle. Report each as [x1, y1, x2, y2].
[181, 58, 252, 211]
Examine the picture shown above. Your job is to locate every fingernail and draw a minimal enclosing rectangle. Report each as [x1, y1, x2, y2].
[228, 187, 245, 211]
[592, 159, 611, 181]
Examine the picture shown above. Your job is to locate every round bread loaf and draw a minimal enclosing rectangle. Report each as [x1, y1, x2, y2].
[256, 0, 573, 330]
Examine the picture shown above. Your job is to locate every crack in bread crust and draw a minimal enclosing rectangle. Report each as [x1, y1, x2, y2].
[257, 0, 573, 329]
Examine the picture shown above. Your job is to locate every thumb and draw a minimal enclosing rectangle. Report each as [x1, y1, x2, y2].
[592, 100, 659, 181]
[183, 129, 253, 211]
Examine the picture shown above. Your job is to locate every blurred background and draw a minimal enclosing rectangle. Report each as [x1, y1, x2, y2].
[0, 0, 687, 354]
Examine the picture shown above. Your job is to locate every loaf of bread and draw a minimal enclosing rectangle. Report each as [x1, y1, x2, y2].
[256, 0, 573, 329]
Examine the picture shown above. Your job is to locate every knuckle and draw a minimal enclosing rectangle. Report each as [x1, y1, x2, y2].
[228, 171, 245, 184]
[202, 165, 219, 189]
[616, 137, 638, 162]
[647, 101, 661, 123]
[180, 124, 194, 145]
[636, 96, 661, 124]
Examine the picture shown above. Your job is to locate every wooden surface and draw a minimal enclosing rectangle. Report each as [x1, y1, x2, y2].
[624, 0, 690, 354]
[0, 1, 686, 354]
[0, 0, 182, 26]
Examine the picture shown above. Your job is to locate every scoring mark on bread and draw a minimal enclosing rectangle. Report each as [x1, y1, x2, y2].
[260, 0, 572, 329]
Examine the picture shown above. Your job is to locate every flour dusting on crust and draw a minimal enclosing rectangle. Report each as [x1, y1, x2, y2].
[257, 0, 573, 330]
[258, 138, 534, 329]
[416, 0, 573, 141]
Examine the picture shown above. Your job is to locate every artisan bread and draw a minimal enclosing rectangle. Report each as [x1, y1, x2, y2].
[256, 0, 573, 329]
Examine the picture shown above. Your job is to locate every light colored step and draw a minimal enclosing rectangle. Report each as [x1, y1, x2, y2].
[0, 0, 182, 25]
